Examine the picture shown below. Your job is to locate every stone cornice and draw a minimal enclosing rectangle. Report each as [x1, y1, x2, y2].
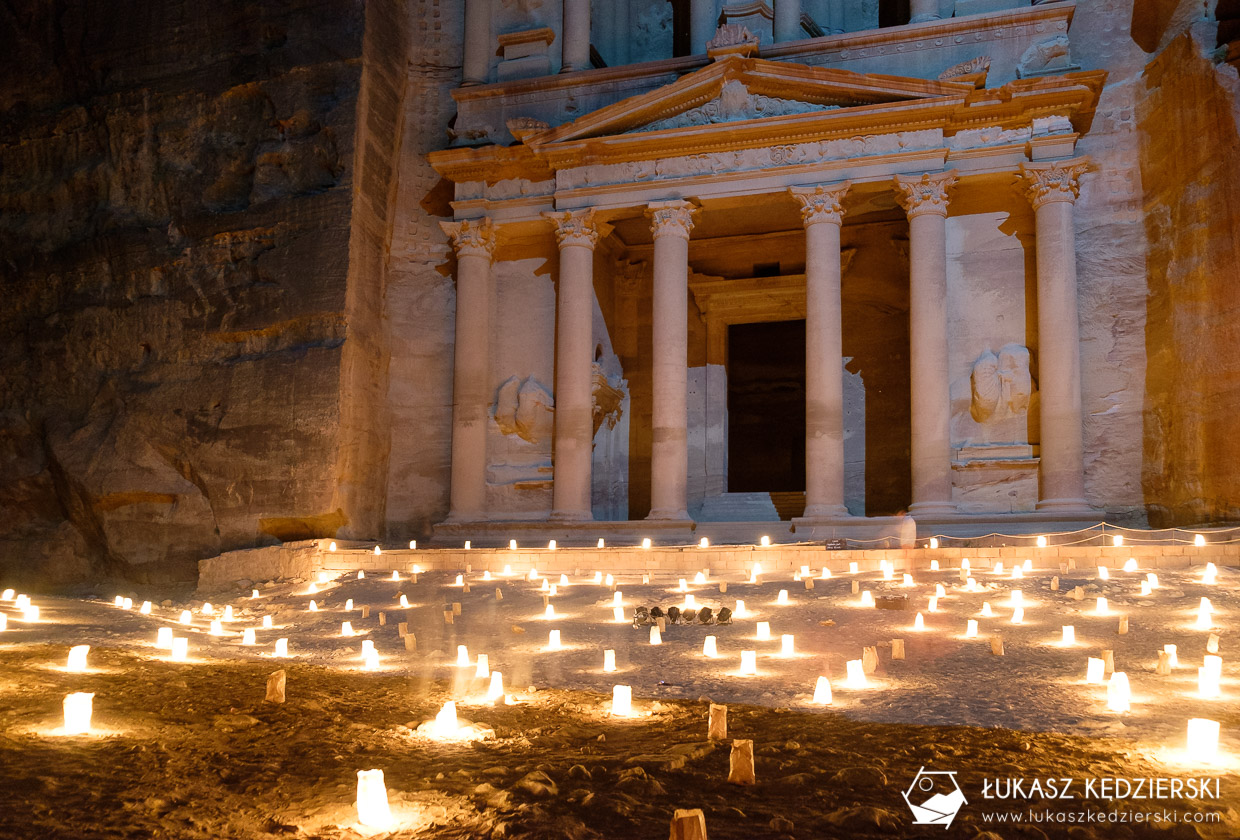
[428, 71, 1104, 188]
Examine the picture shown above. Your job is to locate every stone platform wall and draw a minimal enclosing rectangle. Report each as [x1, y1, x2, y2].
[198, 538, 1240, 592]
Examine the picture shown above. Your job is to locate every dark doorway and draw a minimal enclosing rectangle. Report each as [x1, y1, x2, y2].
[727, 320, 807, 492]
[879, 0, 911, 28]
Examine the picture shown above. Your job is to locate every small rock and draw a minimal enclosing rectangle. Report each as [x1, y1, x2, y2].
[566, 789, 595, 806]
[769, 816, 794, 833]
[568, 764, 591, 780]
[823, 806, 901, 831]
[515, 770, 558, 797]
[829, 766, 888, 788]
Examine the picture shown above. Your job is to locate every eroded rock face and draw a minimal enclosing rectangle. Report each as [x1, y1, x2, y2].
[1137, 27, 1240, 527]
[0, 0, 367, 586]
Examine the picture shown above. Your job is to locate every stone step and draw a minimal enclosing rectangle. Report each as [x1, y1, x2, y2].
[769, 491, 806, 521]
[695, 493, 780, 522]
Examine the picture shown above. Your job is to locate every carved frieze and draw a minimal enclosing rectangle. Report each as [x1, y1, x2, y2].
[558, 129, 942, 190]
[948, 125, 1031, 151]
[939, 55, 991, 82]
[456, 178, 555, 202]
[893, 170, 959, 219]
[632, 80, 839, 134]
[706, 24, 761, 59]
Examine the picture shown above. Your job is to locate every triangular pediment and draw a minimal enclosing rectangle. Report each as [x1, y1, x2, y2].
[525, 55, 975, 146]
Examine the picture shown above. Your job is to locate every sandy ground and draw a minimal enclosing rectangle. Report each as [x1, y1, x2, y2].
[2, 560, 1240, 838]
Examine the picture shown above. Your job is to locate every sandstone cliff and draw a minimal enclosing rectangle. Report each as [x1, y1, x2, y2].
[0, 0, 401, 587]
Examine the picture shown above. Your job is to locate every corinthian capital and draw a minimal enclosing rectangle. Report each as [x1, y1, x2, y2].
[790, 182, 851, 227]
[893, 171, 959, 219]
[440, 217, 496, 259]
[646, 199, 698, 241]
[1019, 157, 1090, 210]
[544, 208, 604, 250]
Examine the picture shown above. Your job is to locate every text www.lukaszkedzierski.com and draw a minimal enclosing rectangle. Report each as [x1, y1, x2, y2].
[982, 809, 1221, 825]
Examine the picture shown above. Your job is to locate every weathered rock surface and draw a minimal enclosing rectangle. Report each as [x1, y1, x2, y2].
[0, 0, 408, 587]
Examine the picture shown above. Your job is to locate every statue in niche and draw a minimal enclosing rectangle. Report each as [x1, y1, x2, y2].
[493, 376, 555, 444]
[970, 344, 1032, 423]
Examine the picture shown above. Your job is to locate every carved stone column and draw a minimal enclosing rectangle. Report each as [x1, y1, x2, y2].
[910, 0, 941, 24]
[791, 183, 851, 519]
[462, 0, 491, 85]
[894, 171, 959, 516]
[1021, 158, 1091, 513]
[545, 209, 604, 521]
[774, 0, 803, 42]
[561, 0, 591, 72]
[441, 218, 496, 521]
[646, 200, 698, 521]
[691, 0, 718, 55]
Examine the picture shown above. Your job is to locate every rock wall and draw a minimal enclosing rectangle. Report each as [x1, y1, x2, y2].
[1138, 22, 1240, 526]
[0, 0, 378, 587]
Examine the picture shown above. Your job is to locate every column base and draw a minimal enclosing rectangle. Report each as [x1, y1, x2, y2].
[1035, 498, 1092, 514]
[802, 504, 850, 519]
[909, 500, 958, 516]
[909, 13, 942, 24]
[549, 510, 594, 523]
[647, 508, 692, 522]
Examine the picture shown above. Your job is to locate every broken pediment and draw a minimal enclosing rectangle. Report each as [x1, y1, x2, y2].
[524, 55, 975, 146]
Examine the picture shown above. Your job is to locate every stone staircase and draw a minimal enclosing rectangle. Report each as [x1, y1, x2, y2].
[695, 492, 780, 522]
[769, 491, 807, 521]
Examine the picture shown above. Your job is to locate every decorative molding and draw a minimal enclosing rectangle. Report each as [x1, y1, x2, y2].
[646, 200, 698, 240]
[456, 177, 555, 202]
[789, 182, 851, 227]
[544, 208, 603, 249]
[1019, 157, 1090, 209]
[893, 170, 958, 219]
[938, 55, 990, 89]
[440, 217, 497, 259]
[507, 117, 550, 142]
[631, 80, 838, 134]
[948, 124, 1030, 151]
[707, 24, 761, 60]
[1031, 115, 1074, 136]
[939, 55, 990, 80]
[558, 129, 942, 190]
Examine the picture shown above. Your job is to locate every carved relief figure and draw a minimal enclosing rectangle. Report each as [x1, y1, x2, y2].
[493, 376, 555, 444]
[592, 364, 627, 438]
[970, 344, 1032, 423]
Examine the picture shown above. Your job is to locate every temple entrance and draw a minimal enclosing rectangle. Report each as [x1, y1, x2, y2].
[726, 320, 807, 503]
